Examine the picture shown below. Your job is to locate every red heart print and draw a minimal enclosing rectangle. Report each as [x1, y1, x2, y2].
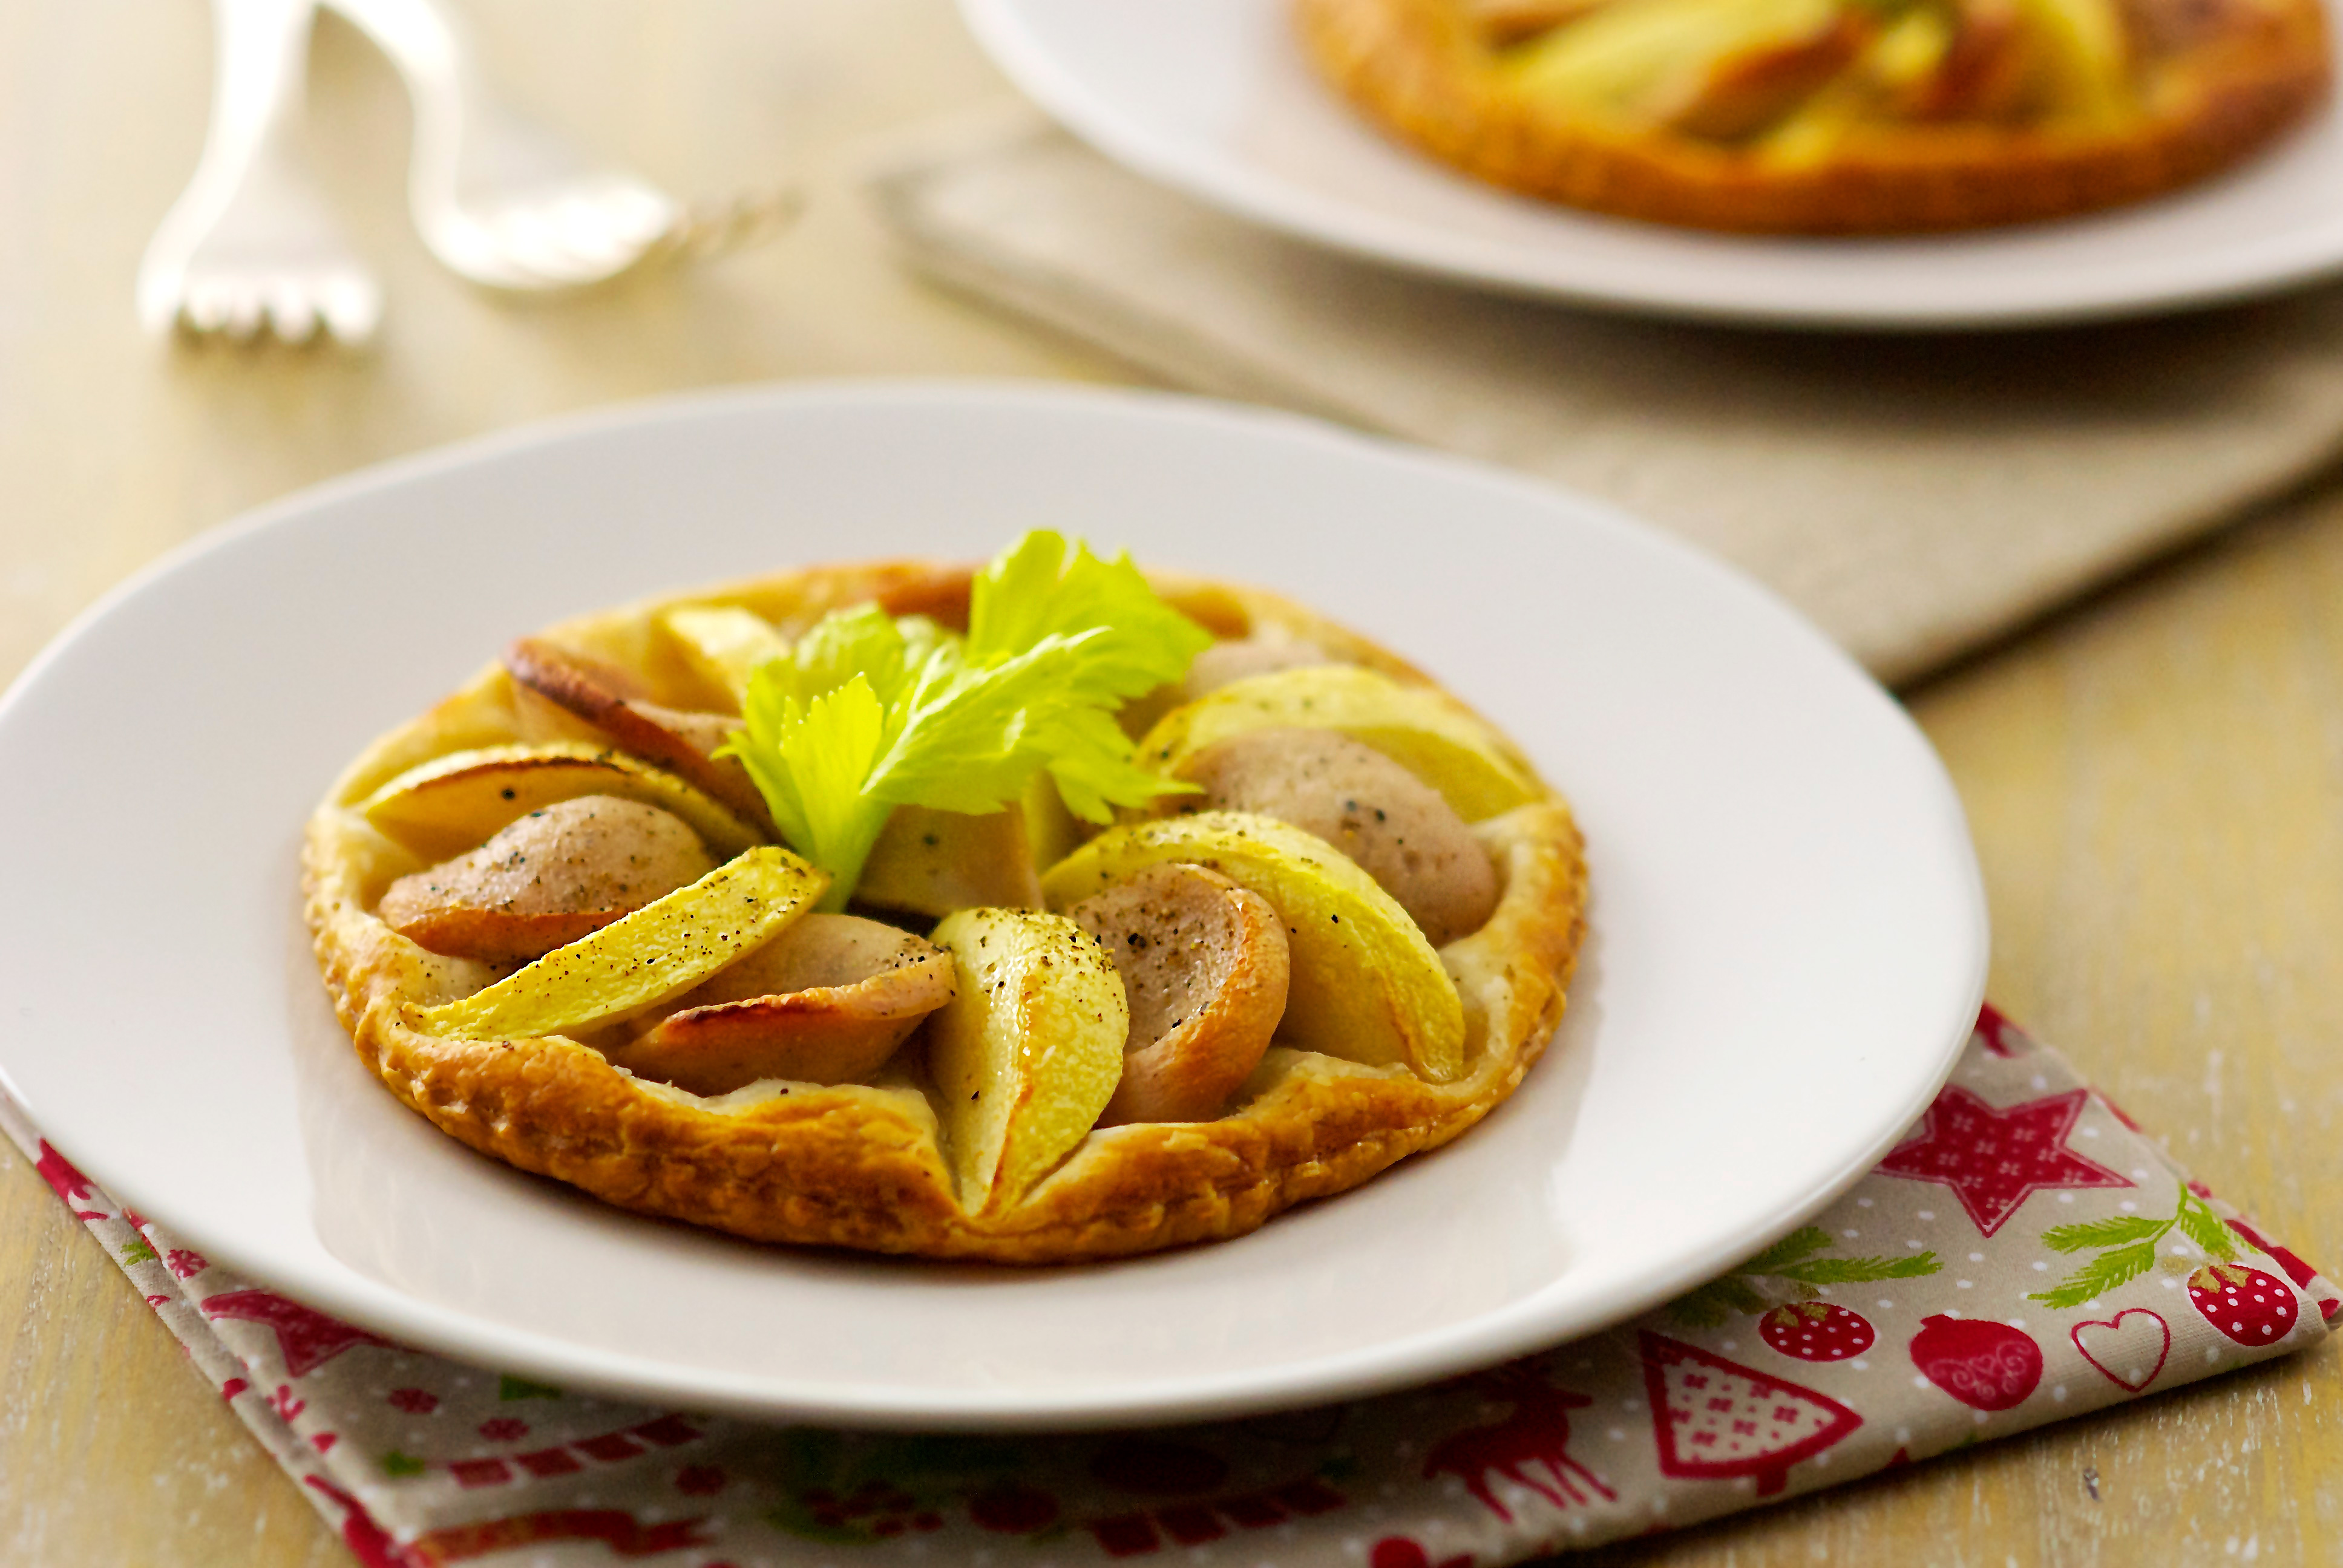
[2070, 1308, 2171, 1393]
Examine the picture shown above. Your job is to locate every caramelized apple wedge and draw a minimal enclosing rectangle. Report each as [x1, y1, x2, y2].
[610, 915, 957, 1094]
[660, 604, 792, 707]
[1507, 0, 1849, 128]
[857, 806, 1045, 916]
[926, 907, 1127, 1214]
[378, 796, 718, 964]
[1042, 812, 1466, 1082]
[1136, 665, 1538, 823]
[504, 636, 774, 832]
[1069, 864, 1289, 1125]
[1119, 633, 1342, 739]
[413, 846, 825, 1041]
[361, 742, 764, 862]
[1470, 0, 1618, 43]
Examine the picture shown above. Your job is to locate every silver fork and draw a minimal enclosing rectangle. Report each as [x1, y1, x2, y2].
[137, 0, 384, 343]
[324, 0, 793, 290]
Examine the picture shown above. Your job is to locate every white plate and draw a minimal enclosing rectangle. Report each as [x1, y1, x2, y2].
[962, 0, 2343, 328]
[0, 385, 1985, 1428]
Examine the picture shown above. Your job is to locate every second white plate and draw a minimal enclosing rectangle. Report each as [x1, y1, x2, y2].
[963, 0, 2343, 328]
[0, 385, 1984, 1427]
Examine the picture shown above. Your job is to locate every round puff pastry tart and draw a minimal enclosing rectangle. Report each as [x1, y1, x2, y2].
[303, 556, 1586, 1264]
[1295, 0, 2331, 232]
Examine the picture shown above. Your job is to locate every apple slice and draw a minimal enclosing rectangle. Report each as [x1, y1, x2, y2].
[926, 907, 1128, 1214]
[612, 915, 957, 1094]
[1041, 811, 1466, 1082]
[1136, 665, 1538, 823]
[504, 636, 774, 832]
[360, 742, 764, 861]
[857, 806, 1045, 916]
[414, 846, 826, 1041]
[1470, 0, 1619, 43]
[660, 604, 791, 707]
[1068, 863, 1289, 1125]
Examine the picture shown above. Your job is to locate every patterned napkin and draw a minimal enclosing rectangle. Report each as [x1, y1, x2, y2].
[5, 1005, 2332, 1567]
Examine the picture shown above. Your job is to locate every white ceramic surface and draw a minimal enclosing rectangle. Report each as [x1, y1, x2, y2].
[962, 0, 2343, 328]
[0, 385, 1985, 1428]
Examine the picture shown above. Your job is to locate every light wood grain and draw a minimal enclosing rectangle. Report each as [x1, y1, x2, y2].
[0, 2, 2336, 1565]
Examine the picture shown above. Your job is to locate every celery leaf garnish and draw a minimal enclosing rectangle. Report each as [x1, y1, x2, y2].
[719, 532, 1210, 906]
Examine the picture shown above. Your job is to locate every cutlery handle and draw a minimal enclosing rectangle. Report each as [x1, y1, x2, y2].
[318, 0, 466, 149]
[136, 0, 320, 331]
[323, 0, 589, 212]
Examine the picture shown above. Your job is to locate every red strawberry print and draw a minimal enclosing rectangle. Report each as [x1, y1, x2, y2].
[2227, 1217, 2339, 1322]
[1909, 1315, 2041, 1410]
[2187, 1264, 2298, 1345]
[1760, 1302, 1874, 1362]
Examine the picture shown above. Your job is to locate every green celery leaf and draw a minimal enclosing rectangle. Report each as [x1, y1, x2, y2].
[968, 531, 1211, 701]
[721, 531, 1210, 895]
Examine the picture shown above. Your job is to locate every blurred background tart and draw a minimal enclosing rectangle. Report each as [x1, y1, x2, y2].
[1296, 0, 2332, 230]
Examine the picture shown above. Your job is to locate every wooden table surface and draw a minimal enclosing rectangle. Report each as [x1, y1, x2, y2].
[2, 4, 2337, 1564]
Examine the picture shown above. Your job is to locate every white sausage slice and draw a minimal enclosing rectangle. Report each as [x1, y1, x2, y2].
[611, 914, 956, 1094]
[1174, 727, 1499, 946]
[1070, 863, 1290, 1125]
[378, 795, 717, 964]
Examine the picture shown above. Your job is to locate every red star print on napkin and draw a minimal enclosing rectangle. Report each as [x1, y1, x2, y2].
[1875, 1085, 2130, 1236]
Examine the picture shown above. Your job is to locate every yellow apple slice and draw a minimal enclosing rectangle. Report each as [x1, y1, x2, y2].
[660, 604, 792, 708]
[1136, 665, 1538, 823]
[1507, 0, 1843, 126]
[416, 846, 826, 1041]
[857, 806, 1044, 916]
[1041, 811, 1466, 1082]
[926, 907, 1128, 1214]
[360, 742, 764, 862]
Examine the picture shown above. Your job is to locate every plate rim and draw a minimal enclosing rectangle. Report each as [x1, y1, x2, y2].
[0, 380, 1990, 1428]
[958, 0, 2343, 330]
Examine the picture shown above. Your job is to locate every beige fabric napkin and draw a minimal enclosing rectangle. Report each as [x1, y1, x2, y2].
[870, 114, 2343, 683]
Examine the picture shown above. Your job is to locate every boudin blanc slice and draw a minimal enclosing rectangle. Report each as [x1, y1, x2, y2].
[612, 913, 957, 1094]
[503, 636, 776, 834]
[377, 794, 718, 963]
[1069, 863, 1291, 1125]
[1174, 727, 1499, 946]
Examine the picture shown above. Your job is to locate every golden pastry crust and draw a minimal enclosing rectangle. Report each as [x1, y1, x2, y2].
[1296, 0, 2332, 232]
[302, 561, 1587, 1263]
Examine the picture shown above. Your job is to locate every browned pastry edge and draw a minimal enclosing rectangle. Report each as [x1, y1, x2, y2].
[302, 560, 1587, 1264]
[1294, 0, 2333, 232]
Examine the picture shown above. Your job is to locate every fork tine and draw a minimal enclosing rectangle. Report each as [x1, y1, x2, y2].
[320, 276, 384, 343]
[183, 279, 234, 335]
[263, 280, 321, 345]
